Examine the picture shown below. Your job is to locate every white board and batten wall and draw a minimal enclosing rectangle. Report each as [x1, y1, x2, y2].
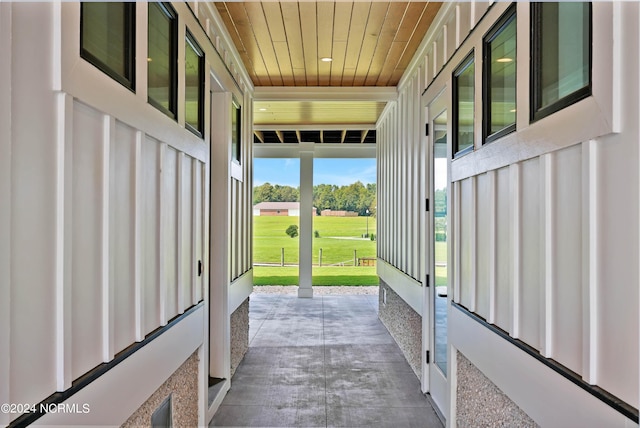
[427, 1, 637, 426]
[379, 1, 639, 426]
[2, 2, 254, 426]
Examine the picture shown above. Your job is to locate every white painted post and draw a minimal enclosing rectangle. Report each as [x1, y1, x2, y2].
[298, 143, 314, 298]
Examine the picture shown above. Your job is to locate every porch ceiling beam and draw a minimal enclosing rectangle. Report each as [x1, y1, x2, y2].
[253, 123, 376, 131]
[254, 130, 265, 144]
[296, 130, 302, 144]
[253, 86, 398, 102]
[254, 143, 376, 159]
[361, 130, 369, 144]
[275, 130, 284, 144]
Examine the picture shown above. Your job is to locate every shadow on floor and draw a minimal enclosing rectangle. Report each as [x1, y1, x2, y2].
[210, 293, 443, 428]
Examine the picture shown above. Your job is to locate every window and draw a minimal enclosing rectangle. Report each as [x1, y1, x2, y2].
[483, 5, 516, 143]
[185, 31, 204, 136]
[80, 2, 135, 90]
[531, 2, 591, 122]
[148, 2, 177, 119]
[453, 52, 475, 157]
[232, 99, 241, 164]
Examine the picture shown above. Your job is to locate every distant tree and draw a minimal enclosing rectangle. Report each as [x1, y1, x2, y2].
[285, 225, 299, 238]
[253, 182, 274, 204]
[254, 182, 299, 204]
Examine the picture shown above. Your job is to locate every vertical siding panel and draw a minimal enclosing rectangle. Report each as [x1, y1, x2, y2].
[133, 132, 143, 341]
[71, 102, 104, 380]
[181, 155, 193, 311]
[110, 121, 136, 354]
[201, 161, 207, 301]
[597, 121, 639, 403]
[191, 158, 199, 305]
[101, 115, 114, 362]
[400, 93, 407, 272]
[520, 158, 541, 350]
[495, 167, 512, 332]
[457, 3, 471, 47]
[582, 140, 599, 385]
[471, 1, 490, 28]
[392, 106, 397, 267]
[488, 170, 497, 324]
[476, 173, 490, 319]
[541, 153, 555, 358]
[554, 145, 583, 374]
[56, 93, 73, 391]
[163, 146, 178, 322]
[510, 163, 522, 338]
[425, 52, 431, 90]
[413, 74, 421, 280]
[459, 178, 474, 310]
[143, 137, 161, 332]
[0, 5, 10, 421]
[453, 180, 461, 303]
[445, 11, 456, 62]
[176, 153, 184, 313]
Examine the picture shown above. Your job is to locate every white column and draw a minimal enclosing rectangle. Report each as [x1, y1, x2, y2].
[298, 143, 314, 298]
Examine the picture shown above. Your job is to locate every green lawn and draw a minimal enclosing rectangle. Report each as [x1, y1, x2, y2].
[253, 216, 449, 286]
[253, 215, 378, 286]
[254, 216, 377, 266]
[253, 266, 379, 286]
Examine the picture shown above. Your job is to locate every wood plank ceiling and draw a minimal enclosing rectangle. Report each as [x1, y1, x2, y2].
[214, 1, 443, 143]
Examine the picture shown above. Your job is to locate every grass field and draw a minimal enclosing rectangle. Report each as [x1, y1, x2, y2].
[253, 215, 377, 286]
[253, 215, 449, 287]
[253, 266, 379, 286]
[254, 216, 377, 266]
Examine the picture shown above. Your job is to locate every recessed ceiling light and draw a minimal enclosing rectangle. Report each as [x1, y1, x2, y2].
[147, 57, 153, 62]
[510, 109, 517, 113]
[496, 58, 513, 63]
[259, 108, 267, 111]
[320, 57, 333, 62]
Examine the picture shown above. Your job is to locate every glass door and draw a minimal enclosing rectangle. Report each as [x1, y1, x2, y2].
[428, 94, 449, 418]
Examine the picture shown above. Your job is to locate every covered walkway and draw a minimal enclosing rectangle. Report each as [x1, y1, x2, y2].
[211, 292, 443, 427]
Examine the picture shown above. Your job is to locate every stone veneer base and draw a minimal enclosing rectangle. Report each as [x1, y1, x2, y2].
[121, 351, 199, 428]
[230, 297, 249, 378]
[456, 351, 539, 427]
[378, 280, 422, 380]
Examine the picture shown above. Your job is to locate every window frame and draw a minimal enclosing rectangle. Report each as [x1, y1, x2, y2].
[184, 30, 205, 138]
[530, 2, 593, 123]
[80, 2, 136, 91]
[452, 51, 475, 159]
[147, 2, 178, 119]
[231, 98, 242, 165]
[482, 4, 517, 144]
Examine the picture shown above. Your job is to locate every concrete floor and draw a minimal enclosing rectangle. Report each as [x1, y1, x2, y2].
[210, 292, 443, 428]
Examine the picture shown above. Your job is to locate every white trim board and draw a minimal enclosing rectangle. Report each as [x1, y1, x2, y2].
[228, 270, 253, 314]
[378, 258, 423, 315]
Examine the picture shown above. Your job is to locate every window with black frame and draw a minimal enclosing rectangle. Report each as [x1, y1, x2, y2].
[232, 99, 241, 164]
[453, 52, 475, 158]
[483, 5, 516, 143]
[81, 2, 135, 90]
[531, 2, 591, 122]
[148, 2, 177, 119]
[185, 31, 204, 136]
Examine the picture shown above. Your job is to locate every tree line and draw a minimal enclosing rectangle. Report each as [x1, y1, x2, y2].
[254, 181, 377, 216]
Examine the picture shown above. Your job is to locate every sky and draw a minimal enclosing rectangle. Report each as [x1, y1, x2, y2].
[254, 158, 377, 187]
[253, 157, 448, 190]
